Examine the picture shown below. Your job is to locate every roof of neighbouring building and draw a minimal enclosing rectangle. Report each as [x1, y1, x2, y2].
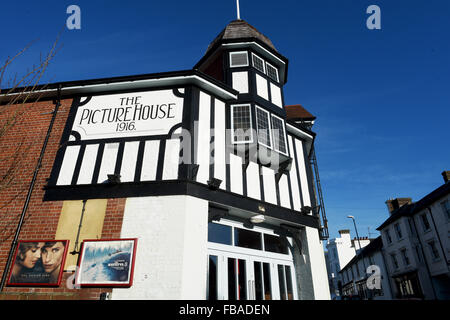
[285, 104, 316, 121]
[376, 182, 450, 230]
[340, 236, 383, 272]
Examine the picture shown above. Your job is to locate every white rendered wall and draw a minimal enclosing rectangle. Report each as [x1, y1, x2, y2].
[232, 72, 249, 93]
[255, 74, 268, 100]
[305, 227, 331, 300]
[112, 195, 209, 300]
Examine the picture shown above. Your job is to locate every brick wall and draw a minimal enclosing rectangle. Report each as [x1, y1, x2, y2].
[0, 97, 126, 300]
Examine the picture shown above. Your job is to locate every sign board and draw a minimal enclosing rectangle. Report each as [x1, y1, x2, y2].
[72, 89, 184, 140]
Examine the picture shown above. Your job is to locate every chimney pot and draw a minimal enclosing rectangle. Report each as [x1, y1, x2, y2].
[442, 171, 450, 183]
[385, 198, 412, 214]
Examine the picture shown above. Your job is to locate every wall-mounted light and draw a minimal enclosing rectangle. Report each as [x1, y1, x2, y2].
[250, 214, 265, 224]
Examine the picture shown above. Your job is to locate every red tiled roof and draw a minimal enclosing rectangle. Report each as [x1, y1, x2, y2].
[285, 104, 316, 121]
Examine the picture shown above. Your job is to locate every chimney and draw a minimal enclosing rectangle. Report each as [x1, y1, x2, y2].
[385, 198, 412, 214]
[442, 171, 450, 183]
[339, 229, 350, 235]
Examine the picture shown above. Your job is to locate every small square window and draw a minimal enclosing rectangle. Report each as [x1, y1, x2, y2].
[230, 51, 249, 67]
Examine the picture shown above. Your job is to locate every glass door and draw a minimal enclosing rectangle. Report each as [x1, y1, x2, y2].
[208, 249, 297, 300]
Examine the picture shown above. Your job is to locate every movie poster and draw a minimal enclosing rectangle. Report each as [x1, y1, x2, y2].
[76, 239, 137, 287]
[7, 240, 69, 286]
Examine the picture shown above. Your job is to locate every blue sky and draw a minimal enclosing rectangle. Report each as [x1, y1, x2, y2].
[1, 1, 449, 240]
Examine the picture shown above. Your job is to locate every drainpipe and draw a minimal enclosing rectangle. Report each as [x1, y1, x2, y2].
[0, 84, 62, 291]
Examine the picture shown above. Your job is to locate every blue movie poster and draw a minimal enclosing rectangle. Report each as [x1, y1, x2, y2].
[78, 240, 135, 285]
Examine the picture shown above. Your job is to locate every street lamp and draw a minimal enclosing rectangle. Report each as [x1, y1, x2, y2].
[347, 215, 366, 270]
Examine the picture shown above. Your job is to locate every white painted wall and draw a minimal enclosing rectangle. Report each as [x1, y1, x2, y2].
[196, 91, 212, 185]
[97, 143, 119, 183]
[255, 74, 268, 100]
[213, 99, 227, 190]
[120, 141, 139, 182]
[232, 71, 249, 93]
[56, 145, 80, 185]
[305, 227, 331, 300]
[270, 83, 282, 107]
[77, 144, 98, 184]
[111, 195, 209, 300]
[141, 140, 160, 181]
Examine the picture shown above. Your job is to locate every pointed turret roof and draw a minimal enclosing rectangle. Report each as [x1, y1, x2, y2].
[205, 19, 277, 54]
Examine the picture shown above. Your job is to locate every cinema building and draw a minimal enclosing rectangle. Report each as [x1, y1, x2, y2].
[0, 19, 330, 300]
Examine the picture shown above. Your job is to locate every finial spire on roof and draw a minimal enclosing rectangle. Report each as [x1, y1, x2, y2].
[236, 0, 241, 20]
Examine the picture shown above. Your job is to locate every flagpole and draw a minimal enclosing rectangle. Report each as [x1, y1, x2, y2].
[236, 0, 241, 20]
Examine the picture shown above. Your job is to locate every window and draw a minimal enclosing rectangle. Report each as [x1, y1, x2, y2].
[263, 234, 289, 254]
[384, 229, 392, 244]
[255, 106, 272, 148]
[391, 254, 399, 269]
[234, 228, 262, 250]
[271, 115, 287, 155]
[401, 249, 410, 265]
[231, 104, 253, 144]
[208, 223, 232, 245]
[252, 53, 265, 73]
[441, 200, 450, 220]
[420, 214, 430, 232]
[254, 106, 288, 156]
[394, 223, 403, 240]
[428, 241, 440, 261]
[230, 51, 249, 67]
[266, 62, 279, 82]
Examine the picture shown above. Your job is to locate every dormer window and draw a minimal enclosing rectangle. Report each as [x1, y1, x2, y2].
[252, 53, 265, 74]
[230, 51, 249, 68]
[231, 104, 253, 144]
[266, 62, 279, 82]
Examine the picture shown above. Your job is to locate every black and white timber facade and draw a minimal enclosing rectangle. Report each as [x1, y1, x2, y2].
[42, 19, 330, 300]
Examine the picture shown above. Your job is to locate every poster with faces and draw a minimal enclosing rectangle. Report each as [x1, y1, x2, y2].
[7, 240, 69, 286]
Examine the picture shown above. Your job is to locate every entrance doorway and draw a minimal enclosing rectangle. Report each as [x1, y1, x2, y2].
[207, 220, 298, 300]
